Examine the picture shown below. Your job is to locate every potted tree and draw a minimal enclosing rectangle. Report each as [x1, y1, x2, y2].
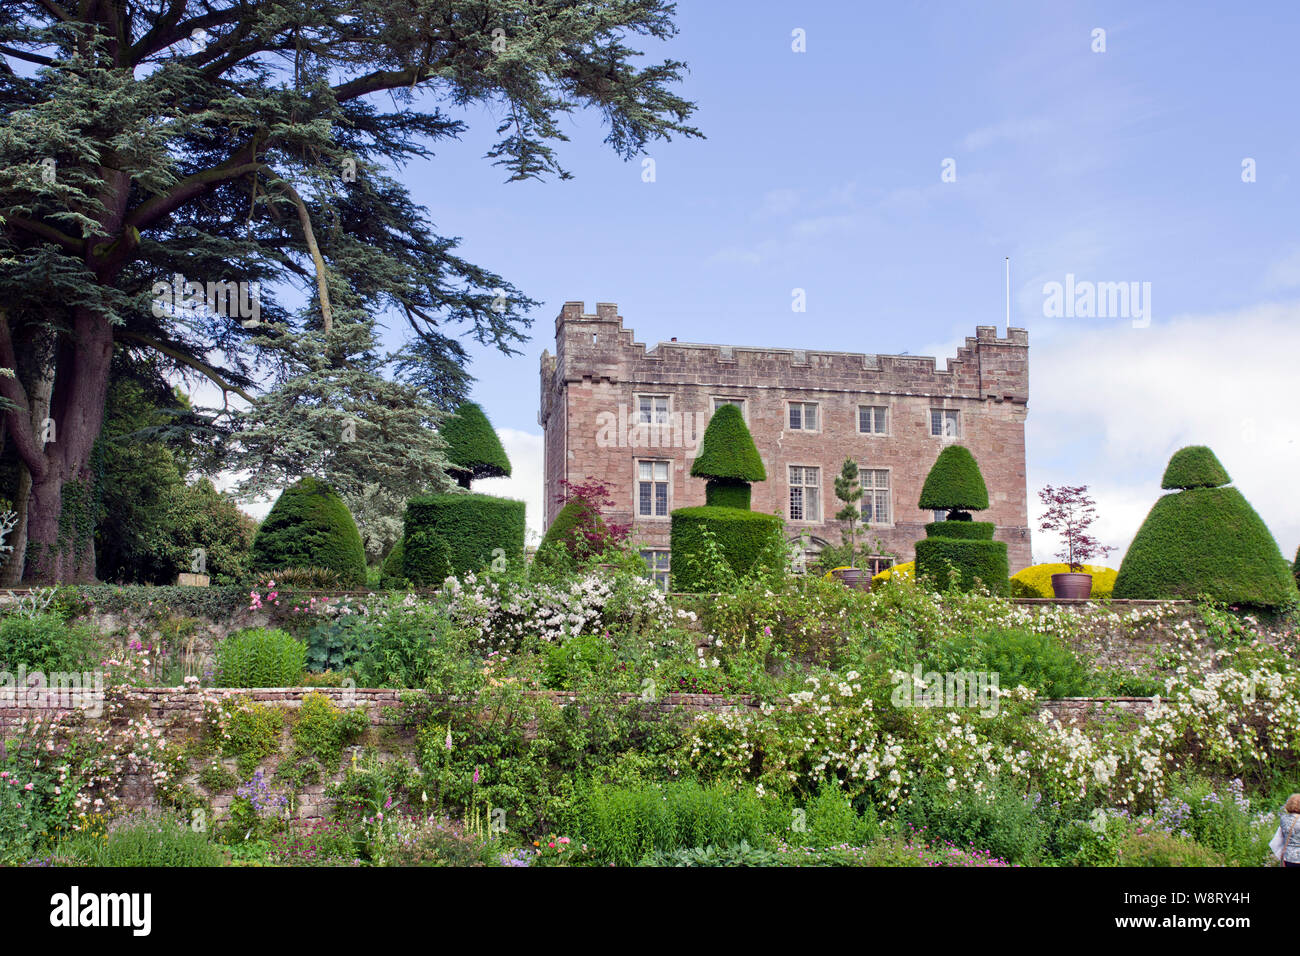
[1037, 484, 1114, 599]
[829, 458, 869, 589]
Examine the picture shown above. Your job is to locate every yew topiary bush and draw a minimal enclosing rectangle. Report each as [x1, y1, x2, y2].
[250, 477, 367, 586]
[442, 402, 511, 489]
[690, 403, 766, 507]
[403, 492, 525, 580]
[914, 446, 1007, 594]
[918, 445, 989, 519]
[1113, 446, 1296, 607]
[671, 405, 781, 591]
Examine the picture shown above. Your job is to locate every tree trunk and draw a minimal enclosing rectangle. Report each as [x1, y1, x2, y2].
[19, 308, 113, 584]
[2, 344, 56, 585]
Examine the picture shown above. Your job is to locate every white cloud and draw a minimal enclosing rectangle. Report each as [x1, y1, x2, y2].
[474, 427, 545, 545]
[1265, 247, 1300, 290]
[961, 116, 1053, 152]
[1026, 300, 1300, 564]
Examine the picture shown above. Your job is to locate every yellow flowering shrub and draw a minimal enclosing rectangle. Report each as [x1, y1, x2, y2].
[871, 561, 914, 586]
[1010, 563, 1117, 599]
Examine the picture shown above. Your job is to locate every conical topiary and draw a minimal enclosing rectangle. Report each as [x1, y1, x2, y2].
[442, 401, 511, 489]
[918, 444, 990, 518]
[914, 445, 1007, 594]
[1161, 445, 1231, 490]
[690, 403, 766, 508]
[1113, 446, 1296, 606]
[250, 477, 367, 586]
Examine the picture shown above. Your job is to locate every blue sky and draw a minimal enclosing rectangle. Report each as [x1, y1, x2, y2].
[412, 0, 1300, 560]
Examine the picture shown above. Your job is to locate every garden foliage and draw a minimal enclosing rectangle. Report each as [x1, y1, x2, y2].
[250, 477, 367, 587]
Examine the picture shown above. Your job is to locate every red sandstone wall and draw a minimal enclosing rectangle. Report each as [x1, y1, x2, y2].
[540, 302, 1032, 571]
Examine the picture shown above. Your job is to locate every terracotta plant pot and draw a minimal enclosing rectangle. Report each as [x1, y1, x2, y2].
[830, 567, 870, 591]
[1050, 572, 1093, 599]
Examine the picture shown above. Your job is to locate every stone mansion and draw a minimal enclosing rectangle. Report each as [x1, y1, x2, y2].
[539, 301, 1031, 586]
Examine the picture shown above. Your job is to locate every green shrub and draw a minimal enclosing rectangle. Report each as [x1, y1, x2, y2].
[801, 785, 878, 848]
[1115, 831, 1225, 867]
[218, 700, 284, 775]
[441, 401, 511, 488]
[943, 626, 1095, 697]
[0, 612, 94, 671]
[532, 500, 603, 577]
[55, 812, 224, 867]
[703, 481, 751, 509]
[690, 404, 766, 484]
[669, 507, 784, 592]
[292, 692, 369, 767]
[1151, 776, 1270, 866]
[404, 528, 454, 587]
[914, 537, 1009, 595]
[1113, 488, 1296, 607]
[214, 627, 306, 687]
[541, 633, 619, 690]
[923, 520, 995, 541]
[380, 538, 407, 587]
[900, 776, 1054, 865]
[304, 615, 377, 673]
[914, 448, 1007, 594]
[353, 598, 475, 690]
[569, 780, 767, 866]
[917, 445, 990, 515]
[403, 493, 525, 579]
[250, 477, 367, 586]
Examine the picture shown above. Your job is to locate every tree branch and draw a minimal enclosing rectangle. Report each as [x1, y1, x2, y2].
[115, 329, 255, 403]
[0, 44, 55, 66]
[125, 154, 262, 231]
[5, 215, 84, 252]
[273, 179, 332, 333]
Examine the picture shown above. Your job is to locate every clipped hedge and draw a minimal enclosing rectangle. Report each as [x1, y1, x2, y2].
[669, 506, 782, 592]
[703, 480, 751, 509]
[1112, 486, 1296, 606]
[915, 538, 1008, 595]
[403, 492, 525, 580]
[923, 520, 994, 541]
[1010, 563, 1117, 599]
[404, 529, 454, 587]
[914, 446, 1005, 594]
[250, 477, 366, 587]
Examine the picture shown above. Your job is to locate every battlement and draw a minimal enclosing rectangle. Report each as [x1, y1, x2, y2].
[546, 301, 1029, 405]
